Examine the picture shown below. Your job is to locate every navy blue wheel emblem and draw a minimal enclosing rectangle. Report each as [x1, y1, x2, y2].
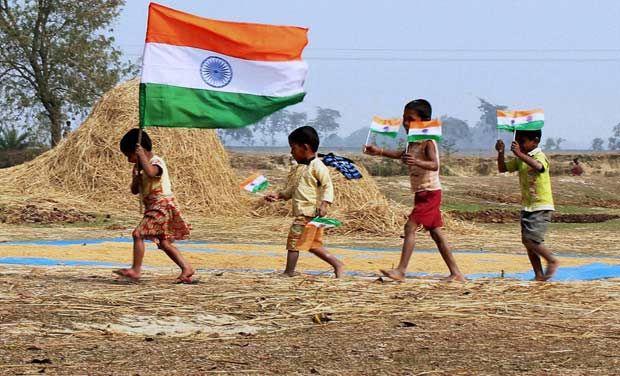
[200, 56, 233, 88]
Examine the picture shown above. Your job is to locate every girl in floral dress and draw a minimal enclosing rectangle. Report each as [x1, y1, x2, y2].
[115, 129, 194, 283]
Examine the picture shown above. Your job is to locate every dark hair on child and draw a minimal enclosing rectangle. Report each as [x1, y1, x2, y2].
[515, 129, 542, 142]
[288, 126, 319, 152]
[120, 128, 152, 154]
[404, 99, 432, 121]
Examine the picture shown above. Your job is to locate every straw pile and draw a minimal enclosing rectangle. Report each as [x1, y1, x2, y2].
[252, 163, 479, 236]
[0, 79, 244, 215]
[2, 267, 619, 374]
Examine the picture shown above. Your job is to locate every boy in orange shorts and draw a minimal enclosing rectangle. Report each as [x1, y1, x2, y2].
[266, 126, 345, 278]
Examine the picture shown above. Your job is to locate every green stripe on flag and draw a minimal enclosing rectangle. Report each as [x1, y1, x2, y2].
[252, 180, 269, 193]
[370, 129, 399, 138]
[139, 83, 306, 128]
[407, 135, 442, 142]
[309, 217, 342, 228]
[497, 120, 544, 132]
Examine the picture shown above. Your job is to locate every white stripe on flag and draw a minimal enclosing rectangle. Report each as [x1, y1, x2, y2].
[141, 43, 308, 97]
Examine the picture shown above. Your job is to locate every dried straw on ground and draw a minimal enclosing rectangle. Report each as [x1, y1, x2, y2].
[252, 163, 480, 235]
[0, 79, 244, 215]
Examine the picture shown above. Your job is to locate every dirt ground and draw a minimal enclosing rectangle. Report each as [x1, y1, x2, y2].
[1, 267, 619, 375]
[1, 152, 619, 375]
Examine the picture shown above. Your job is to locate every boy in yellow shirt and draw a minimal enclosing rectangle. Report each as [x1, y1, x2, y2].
[496, 130, 559, 281]
[266, 126, 345, 278]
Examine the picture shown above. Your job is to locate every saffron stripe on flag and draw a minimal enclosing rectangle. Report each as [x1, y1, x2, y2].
[146, 3, 308, 61]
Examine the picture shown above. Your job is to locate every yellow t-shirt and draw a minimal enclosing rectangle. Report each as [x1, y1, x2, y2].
[506, 148, 554, 212]
[279, 158, 335, 217]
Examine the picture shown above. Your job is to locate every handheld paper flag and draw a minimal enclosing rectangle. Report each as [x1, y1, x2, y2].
[140, 3, 309, 129]
[307, 217, 342, 229]
[240, 174, 269, 193]
[407, 119, 442, 142]
[496, 109, 544, 132]
[370, 116, 401, 138]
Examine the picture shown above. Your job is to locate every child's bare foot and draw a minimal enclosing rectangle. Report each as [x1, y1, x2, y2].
[334, 262, 345, 278]
[542, 260, 559, 281]
[113, 268, 140, 281]
[379, 268, 405, 281]
[175, 267, 195, 284]
[534, 274, 546, 281]
[282, 270, 299, 277]
[441, 273, 467, 283]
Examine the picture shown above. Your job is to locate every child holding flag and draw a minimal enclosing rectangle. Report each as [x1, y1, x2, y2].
[364, 99, 465, 282]
[115, 129, 195, 283]
[265, 126, 345, 278]
[495, 130, 559, 281]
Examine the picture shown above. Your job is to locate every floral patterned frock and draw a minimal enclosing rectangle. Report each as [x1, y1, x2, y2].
[135, 156, 191, 244]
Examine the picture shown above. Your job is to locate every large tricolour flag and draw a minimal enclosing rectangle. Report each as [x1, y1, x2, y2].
[407, 119, 442, 142]
[140, 3, 308, 128]
[370, 116, 401, 138]
[496, 109, 544, 131]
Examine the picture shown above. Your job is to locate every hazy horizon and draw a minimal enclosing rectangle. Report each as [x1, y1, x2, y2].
[113, 1, 620, 149]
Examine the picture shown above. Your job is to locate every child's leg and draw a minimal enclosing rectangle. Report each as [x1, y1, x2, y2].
[523, 238, 559, 281]
[523, 241, 545, 280]
[309, 247, 344, 278]
[283, 250, 299, 277]
[380, 220, 418, 281]
[114, 230, 145, 280]
[159, 239, 194, 281]
[429, 227, 466, 282]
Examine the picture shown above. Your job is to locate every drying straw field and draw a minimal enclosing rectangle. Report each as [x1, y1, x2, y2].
[1, 267, 619, 375]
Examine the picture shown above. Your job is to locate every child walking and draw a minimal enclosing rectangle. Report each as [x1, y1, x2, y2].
[115, 128, 195, 283]
[265, 126, 345, 278]
[496, 131, 559, 281]
[364, 99, 465, 282]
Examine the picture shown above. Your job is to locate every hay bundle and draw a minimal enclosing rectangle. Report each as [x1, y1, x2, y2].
[252, 163, 406, 235]
[0, 79, 244, 215]
[252, 162, 481, 236]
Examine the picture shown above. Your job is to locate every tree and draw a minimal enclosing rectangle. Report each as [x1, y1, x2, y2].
[441, 115, 472, 150]
[543, 138, 556, 151]
[554, 137, 566, 150]
[309, 107, 341, 138]
[591, 138, 605, 151]
[286, 111, 307, 133]
[217, 127, 254, 146]
[609, 123, 620, 151]
[0, 0, 137, 147]
[473, 98, 507, 147]
[0, 126, 30, 150]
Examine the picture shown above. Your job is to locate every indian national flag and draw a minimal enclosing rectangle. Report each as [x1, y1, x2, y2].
[497, 109, 544, 131]
[407, 119, 442, 142]
[140, 3, 308, 128]
[240, 174, 269, 194]
[308, 217, 342, 229]
[370, 116, 401, 138]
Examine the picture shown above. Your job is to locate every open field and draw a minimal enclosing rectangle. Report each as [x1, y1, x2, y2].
[1, 152, 619, 375]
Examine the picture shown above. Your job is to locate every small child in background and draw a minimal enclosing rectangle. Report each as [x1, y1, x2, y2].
[364, 99, 465, 282]
[265, 126, 345, 278]
[115, 128, 195, 283]
[496, 130, 559, 281]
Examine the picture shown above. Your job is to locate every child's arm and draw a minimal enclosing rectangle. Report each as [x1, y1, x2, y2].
[363, 144, 404, 159]
[265, 166, 298, 202]
[130, 165, 140, 195]
[402, 140, 439, 171]
[510, 141, 544, 172]
[495, 140, 508, 173]
[135, 145, 162, 178]
[314, 163, 334, 217]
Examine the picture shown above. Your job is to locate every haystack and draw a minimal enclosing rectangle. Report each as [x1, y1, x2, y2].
[252, 163, 480, 236]
[0, 79, 244, 215]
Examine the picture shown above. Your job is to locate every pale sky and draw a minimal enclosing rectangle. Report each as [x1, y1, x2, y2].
[114, 0, 620, 149]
